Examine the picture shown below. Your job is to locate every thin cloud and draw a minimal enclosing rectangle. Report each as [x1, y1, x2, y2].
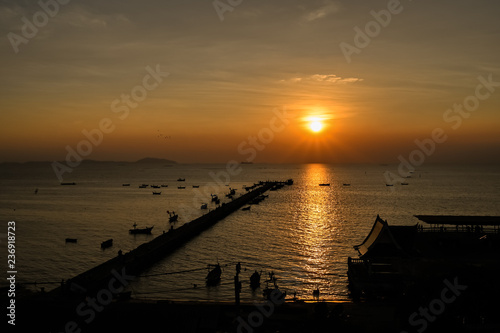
[281, 74, 363, 84]
[304, 1, 340, 22]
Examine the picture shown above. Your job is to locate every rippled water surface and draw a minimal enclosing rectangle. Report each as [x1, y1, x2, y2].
[1, 163, 499, 302]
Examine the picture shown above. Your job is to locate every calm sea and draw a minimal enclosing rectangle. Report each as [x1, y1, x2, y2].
[1, 162, 499, 302]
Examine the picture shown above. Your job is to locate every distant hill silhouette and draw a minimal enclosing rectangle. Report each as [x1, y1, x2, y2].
[135, 157, 177, 164]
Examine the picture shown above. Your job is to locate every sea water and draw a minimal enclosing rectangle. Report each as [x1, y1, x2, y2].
[1, 162, 499, 302]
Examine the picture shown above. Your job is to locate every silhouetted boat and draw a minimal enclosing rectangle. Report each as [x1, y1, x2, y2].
[192, 185, 200, 188]
[139, 184, 148, 188]
[177, 178, 185, 181]
[168, 211, 178, 222]
[401, 182, 409, 185]
[129, 223, 153, 234]
[319, 183, 330, 186]
[151, 185, 161, 188]
[177, 186, 186, 189]
[122, 183, 130, 186]
[161, 184, 168, 187]
[206, 264, 222, 286]
[385, 184, 394, 187]
[152, 191, 161, 195]
[65, 238, 77, 243]
[343, 183, 351, 186]
[101, 239, 113, 249]
[61, 182, 76, 185]
[250, 270, 261, 289]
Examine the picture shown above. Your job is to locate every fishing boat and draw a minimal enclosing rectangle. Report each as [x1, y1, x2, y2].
[192, 185, 200, 188]
[319, 183, 330, 186]
[250, 270, 261, 289]
[168, 211, 178, 222]
[152, 191, 161, 195]
[206, 264, 222, 286]
[139, 184, 148, 188]
[129, 223, 153, 234]
[101, 239, 113, 249]
[178, 186, 186, 189]
[122, 183, 130, 186]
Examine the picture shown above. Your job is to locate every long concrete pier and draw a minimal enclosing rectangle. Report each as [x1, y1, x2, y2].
[49, 181, 287, 296]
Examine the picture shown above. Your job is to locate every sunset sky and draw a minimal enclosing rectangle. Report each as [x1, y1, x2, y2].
[1, 0, 499, 164]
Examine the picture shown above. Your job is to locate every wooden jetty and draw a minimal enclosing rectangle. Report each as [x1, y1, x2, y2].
[49, 181, 288, 296]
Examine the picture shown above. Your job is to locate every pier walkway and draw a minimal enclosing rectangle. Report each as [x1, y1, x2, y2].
[49, 181, 287, 296]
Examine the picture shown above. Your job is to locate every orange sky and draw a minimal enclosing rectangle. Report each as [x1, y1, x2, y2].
[1, 1, 499, 164]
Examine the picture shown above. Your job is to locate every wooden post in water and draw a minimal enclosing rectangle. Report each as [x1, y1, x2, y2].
[234, 263, 242, 305]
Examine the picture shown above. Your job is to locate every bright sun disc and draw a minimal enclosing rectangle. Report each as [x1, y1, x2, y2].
[310, 121, 323, 132]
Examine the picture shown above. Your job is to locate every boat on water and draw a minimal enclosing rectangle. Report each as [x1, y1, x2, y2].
[61, 182, 76, 185]
[178, 186, 186, 189]
[65, 238, 77, 243]
[319, 183, 330, 186]
[192, 185, 200, 188]
[206, 264, 222, 286]
[161, 184, 168, 187]
[122, 183, 130, 186]
[343, 183, 351, 186]
[152, 191, 161, 195]
[101, 239, 113, 249]
[129, 223, 153, 234]
[168, 211, 178, 222]
[250, 270, 261, 289]
[139, 184, 148, 188]
[177, 178, 185, 181]
[151, 185, 161, 188]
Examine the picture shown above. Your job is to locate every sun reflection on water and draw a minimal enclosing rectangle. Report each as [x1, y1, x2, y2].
[288, 164, 341, 299]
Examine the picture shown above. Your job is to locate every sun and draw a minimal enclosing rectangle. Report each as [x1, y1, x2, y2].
[309, 120, 323, 133]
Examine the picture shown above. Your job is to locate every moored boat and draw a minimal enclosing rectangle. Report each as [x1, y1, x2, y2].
[129, 223, 153, 234]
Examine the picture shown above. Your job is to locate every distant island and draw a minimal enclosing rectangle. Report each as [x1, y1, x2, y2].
[0, 157, 177, 166]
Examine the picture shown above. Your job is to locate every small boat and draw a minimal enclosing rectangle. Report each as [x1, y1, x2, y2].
[319, 183, 330, 186]
[177, 186, 186, 189]
[250, 270, 261, 289]
[177, 178, 185, 182]
[122, 184, 130, 186]
[139, 185, 148, 188]
[101, 239, 113, 249]
[168, 211, 178, 222]
[192, 185, 200, 188]
[242, 206, 251, 211]
[129, 223, 153, 234]
[386, 184, 394, 187]
[206, 264, 222, 286]
[152, 191, 161, 195]
[151, 185, 161, 188]
[401, 182, 409, 185]
[65, 238, 77, 243]
[161, 184, 168, 187]
[61, 182, 76, 185]
[343, 183, 350, 186]
[200, 203, 208, 209]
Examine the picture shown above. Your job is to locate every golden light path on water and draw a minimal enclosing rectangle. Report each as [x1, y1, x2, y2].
[288, 164, 341, 298]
